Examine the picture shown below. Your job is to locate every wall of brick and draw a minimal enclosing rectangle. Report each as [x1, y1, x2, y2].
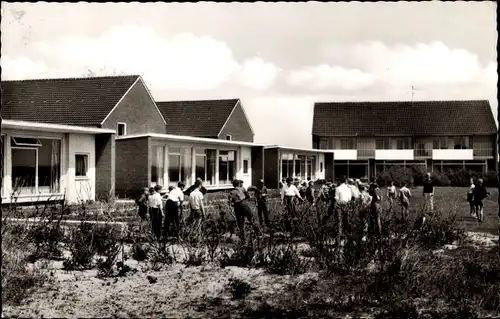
[264, 148, 279, 189]
[95, 133, 115, 200]
[102, 79, 166, 135]
[218, 102, 254, 143]
[115, 137, 150, 199]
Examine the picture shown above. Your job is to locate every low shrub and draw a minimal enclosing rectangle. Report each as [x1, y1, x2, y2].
[147, 241, 174, 270]
[1, 223, 51, 306]
[63, 223, 97, 270]
[226, 278, 253, 300]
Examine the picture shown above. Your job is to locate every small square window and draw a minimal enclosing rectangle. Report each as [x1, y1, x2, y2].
[226, 135, 232, 141]
[243, 159, 249, 174]
[75, 154, 89, 177]
[117, 123, 126, 136]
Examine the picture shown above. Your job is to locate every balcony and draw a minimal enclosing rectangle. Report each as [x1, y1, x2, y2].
[333, 150, 357, 160]
[375, 149, 414, 160]
[432, 149, 474, 160]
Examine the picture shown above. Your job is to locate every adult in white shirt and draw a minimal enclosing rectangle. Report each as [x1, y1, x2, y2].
[187, 180, 205, 225]
[347, 178, 361, 201]
[335, 178, 353, 204]
[163, 182, 185, 238]
[281, 177, 303, 220]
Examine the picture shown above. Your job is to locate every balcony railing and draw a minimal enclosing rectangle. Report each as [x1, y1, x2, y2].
[333, 149, 358, 160]
[375, 149, 414, 160]
[432, 149, 473, 160]
[357, 149, 375, 159]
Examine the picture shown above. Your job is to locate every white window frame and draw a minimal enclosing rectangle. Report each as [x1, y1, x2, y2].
[226, 135, 232, 141]
[11, 136, 42, 147]
[9, 135, 64, 196]
[117, 122, 127, 136]
[217, 148, 238, 186]
[75, 153, 90, 179]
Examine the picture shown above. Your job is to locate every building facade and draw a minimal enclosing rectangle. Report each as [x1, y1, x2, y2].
[312, 100, 497, 181]
[1, 75, 166, 203]
[264, 146, 333, 189]
[115, 133, 264, 198]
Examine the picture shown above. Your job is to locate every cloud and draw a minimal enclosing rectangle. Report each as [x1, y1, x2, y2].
[286, 64, 375, 91]
[1, 55, 49, 80]
[3, 25, 279, 91]
[234, 58, 280, 90]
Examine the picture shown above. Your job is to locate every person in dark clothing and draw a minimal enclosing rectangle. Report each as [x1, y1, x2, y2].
[184, 178, 208, 196]
[472, 178, 489, 222]
[305, 181, 315, 205]
[321, 181, 337, 226]
[422, 173, 434, 213]
[135, 187, 150, 220]
[368, 182, 382, 238]
[229, 179, 254, 241]
[252, 179, 270, 227]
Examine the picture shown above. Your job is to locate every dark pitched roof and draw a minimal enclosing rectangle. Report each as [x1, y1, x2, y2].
[156, 99, 239, 137]
[313, 100, 497, 136]
[1, 75, 140, 126]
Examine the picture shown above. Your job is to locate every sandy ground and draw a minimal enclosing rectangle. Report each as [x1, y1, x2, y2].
[2, 232, 498, 318]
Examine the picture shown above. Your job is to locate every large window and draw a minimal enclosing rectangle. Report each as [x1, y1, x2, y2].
[11, 137, 61, 195]
[218, 150, 237, 185]
[281, 153, 294, 179]
[307, 155, 316, 180]
[195, 148, 216, 186]
[168, 147, 192, 186]
[319, 138, 329, 149]
[151, 145, 164, 186]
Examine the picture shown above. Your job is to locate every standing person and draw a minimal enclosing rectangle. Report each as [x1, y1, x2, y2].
[184, 177, 208, 196]
[187, 180, 205, 226]
[387, 181, 397, 212]
[368, 182, 383, 238]
[399, 182, 412, 220]
[299, 181, 308, 199]
[281, 177, 303, 230]
[305, 181, 315, 205]
[334, 176, 352, 246]
[135, 187, 150, 221]
[359, 185, 373, 241]
[229, 180, 254, 240]
[467, 178, 476, 217]
[472, 178, 489, 222]
[148, 185, 164, 239]
[253, 179, 270, 227]
[422, 173, 434, 214]
[347, 178, 361, 201]
[163, 182, 185, 238]
[321, 181, 337, 225]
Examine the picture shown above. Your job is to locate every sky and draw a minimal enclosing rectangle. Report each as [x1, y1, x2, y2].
[1, 2, 498, 148]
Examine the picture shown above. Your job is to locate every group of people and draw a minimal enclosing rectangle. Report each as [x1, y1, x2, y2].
[467, 177, 490, 222]
[135, 171, 490, 243]
[135, 178, 207, 240]
[135, 177, 271, 241]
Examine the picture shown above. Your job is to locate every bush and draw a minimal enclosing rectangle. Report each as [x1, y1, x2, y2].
[63, 223, 97, 270]
[1, 223, 51, 306]
[226, 278, 253, 300]
[413, 212, 466, 249]
[147, 241, 174, 270]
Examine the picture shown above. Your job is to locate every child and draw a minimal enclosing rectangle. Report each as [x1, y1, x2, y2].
[399, 182, 412, 220]
[467, 178, 475, 217]
[387, 181, 397, 212]
[148, 185, 164, 239]
[472, 178, 489, 222]
[135, 187, 150, 220]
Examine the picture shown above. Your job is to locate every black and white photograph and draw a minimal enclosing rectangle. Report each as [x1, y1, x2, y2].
[1, 1, 499, 318]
